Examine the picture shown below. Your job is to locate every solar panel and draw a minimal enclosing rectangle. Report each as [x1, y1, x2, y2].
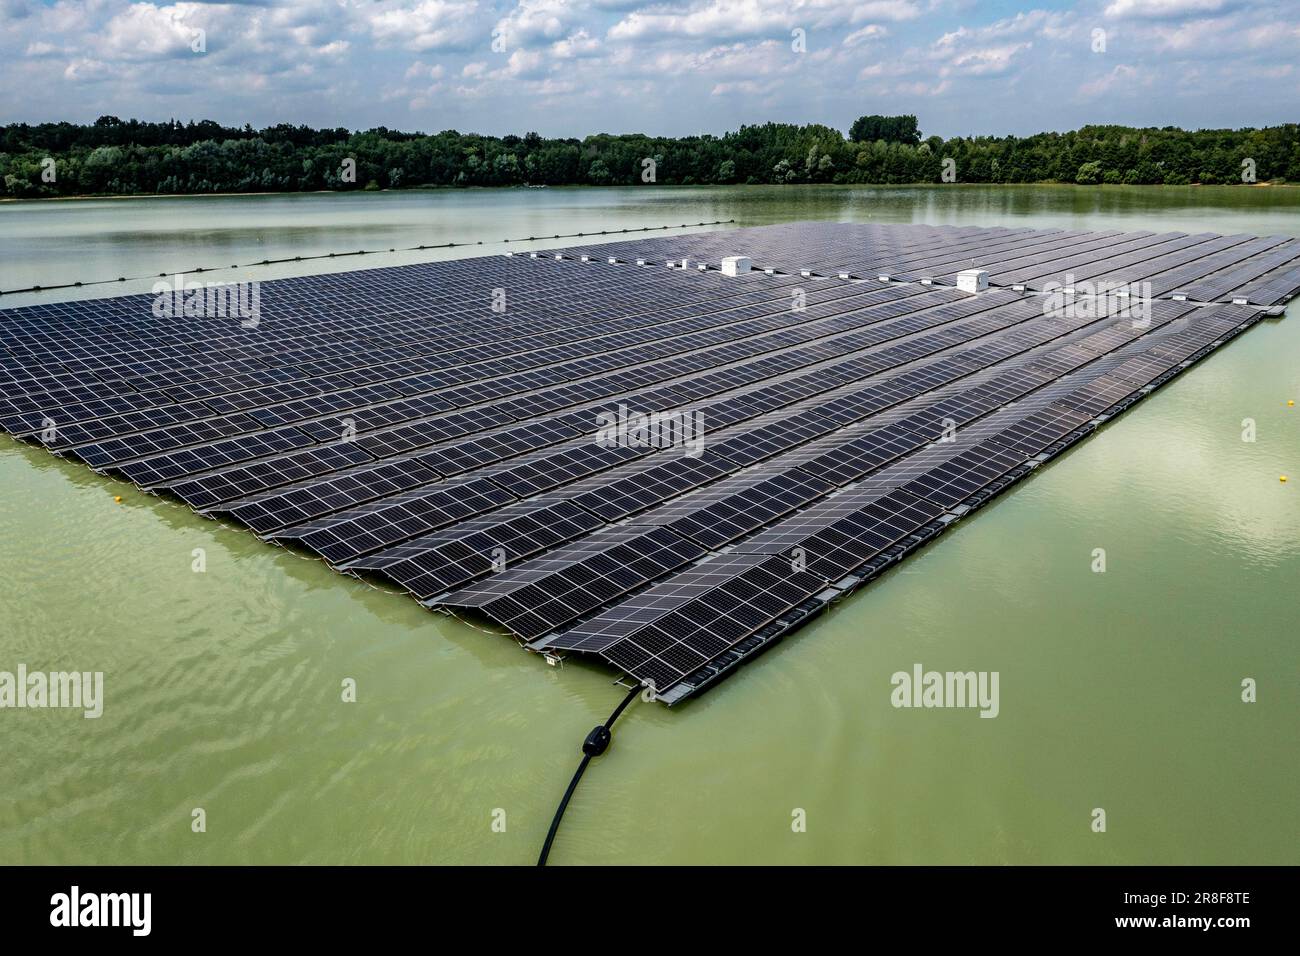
[983, 404, 1094, 456]
[894, 443, 1029, 507]
[225, 457, 442, 533]
[275, 477, 518, 564]
[439, 526, 707, 639]
[548, 553, 830, 691]
[732, 488, 947, 578]
[634, 470, 837, 549]
[345, 499, 604, 598]
[167, 443, 375, 508]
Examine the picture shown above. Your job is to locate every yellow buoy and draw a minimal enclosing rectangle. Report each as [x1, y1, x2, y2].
[114, 495, 122, 502]
[1282, 476, 1289, 483]
[1289, 400, 1295, 407]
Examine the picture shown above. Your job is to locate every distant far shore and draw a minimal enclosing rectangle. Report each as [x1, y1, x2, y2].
[4, 116, 1297, 199]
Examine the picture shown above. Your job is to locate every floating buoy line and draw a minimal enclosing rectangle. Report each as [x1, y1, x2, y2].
[0, 220, 736, 297]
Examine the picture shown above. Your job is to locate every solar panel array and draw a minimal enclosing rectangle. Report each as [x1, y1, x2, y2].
[1, 223, 1291, 705]
[551, 221, 1300, 306]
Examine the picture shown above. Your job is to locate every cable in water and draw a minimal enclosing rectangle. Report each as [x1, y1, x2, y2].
[537, 681, 644, 866]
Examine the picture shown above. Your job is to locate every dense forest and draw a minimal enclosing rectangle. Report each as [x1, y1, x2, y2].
[2, 114, 1297, 198]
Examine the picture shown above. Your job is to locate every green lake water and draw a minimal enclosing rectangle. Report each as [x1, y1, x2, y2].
[1, 185, 1296, 864]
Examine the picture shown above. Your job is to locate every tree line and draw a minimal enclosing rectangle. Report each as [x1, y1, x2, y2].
[2, 114, 1296, 198]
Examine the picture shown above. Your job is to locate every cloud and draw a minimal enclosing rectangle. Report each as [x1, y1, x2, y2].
[609, 0, 921, 42]
[404, 59, 445, 79]
[504, 47, 547, 77]
[843, 24, 888, 47]
[933, 37, 1032, 76]
[101, 3, 208, 60]
[1138, 15, 1300, 55]
[0, 0, 1296, 141]
[618, 38, 795, 84]
[1077, 63, 1147, 97]
[552, 28, 600, 57]
[63, 58, 114, 82]
[1103, 0, 1231, 19]
[926, 11, 1067, 78]
[495, 0, 575, 48]
[366, 0, 480, 52]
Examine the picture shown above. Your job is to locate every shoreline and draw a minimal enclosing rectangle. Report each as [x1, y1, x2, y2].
[1, 181, 1292, 204]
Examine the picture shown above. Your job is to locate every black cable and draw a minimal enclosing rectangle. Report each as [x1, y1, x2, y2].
[537, 682, 643, 866]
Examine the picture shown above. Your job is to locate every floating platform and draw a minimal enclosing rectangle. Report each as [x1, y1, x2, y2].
[1, 223, 1295, 705]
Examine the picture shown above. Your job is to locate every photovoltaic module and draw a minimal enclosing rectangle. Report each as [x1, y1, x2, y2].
[2, 222, 1295, 704]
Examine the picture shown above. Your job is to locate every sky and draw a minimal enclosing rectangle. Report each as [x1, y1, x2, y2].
[1, 0, 1297, 139]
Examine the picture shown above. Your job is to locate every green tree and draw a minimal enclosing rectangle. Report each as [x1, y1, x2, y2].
[1075, 161, 1102, 185]
[849, 114, 920, 145]
[3, 117, 1297, 197]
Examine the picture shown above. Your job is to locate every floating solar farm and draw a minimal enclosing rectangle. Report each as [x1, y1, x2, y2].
[2, 222, 1297, 704]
